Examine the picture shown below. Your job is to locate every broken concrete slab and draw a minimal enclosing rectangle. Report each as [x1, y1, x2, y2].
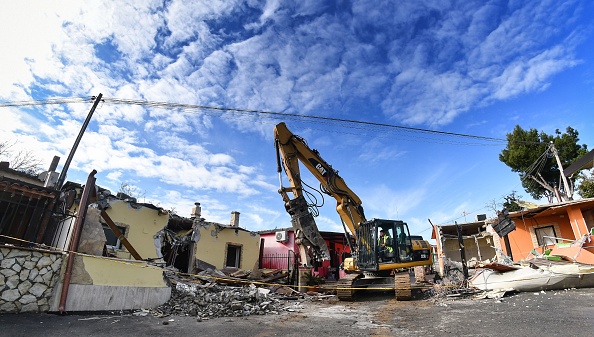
[469, 259, 594, 292]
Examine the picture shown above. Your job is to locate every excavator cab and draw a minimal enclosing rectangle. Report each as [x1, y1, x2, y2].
[355, 219, 426, 272]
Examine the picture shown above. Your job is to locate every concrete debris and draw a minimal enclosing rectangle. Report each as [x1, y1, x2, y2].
[148, 271, 323, 319]
[151, 282, 285, 318]
[273, 286, 297, 296]
[151, 279, 313, 319]
[473, 289, 509, 300]
[469, 259, 594, 292]
[193, 267, 289, 285]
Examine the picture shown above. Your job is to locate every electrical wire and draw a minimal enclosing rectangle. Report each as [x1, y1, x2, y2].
[3, 95, 545, 231]
[1, 96, 541, 147]
[0, 97, 91, 107]
[103, 97, 512, 143]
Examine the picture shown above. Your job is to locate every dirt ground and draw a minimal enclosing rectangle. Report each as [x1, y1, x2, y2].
[2, 288, 594, 337]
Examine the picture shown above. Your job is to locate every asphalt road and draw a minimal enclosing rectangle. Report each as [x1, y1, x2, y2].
[2, 288, 593, 336]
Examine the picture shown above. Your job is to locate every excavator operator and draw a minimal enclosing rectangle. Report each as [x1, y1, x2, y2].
[378, 229, 393, 262]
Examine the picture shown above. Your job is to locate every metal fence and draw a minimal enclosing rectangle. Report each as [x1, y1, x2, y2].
[260, 251, 297, 271]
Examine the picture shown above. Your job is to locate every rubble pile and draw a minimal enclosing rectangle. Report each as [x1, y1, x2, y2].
[152, 281, 290, 319]
[428, 272, 480, 301]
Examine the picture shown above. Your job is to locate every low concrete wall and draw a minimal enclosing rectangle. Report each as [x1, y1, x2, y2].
[49, 255, 171, 312]
[0, 246, 65, 313]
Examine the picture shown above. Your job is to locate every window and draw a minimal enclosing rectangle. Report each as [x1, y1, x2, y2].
[103, 224, 127, 249]
[534, 226, 557, 247]
[225, 244, 242, 268]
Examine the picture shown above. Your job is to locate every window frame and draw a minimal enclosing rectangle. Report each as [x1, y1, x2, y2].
[534, 225, 557, 247]
[225, 243, 243, 268]
[102, 224, 128, 250]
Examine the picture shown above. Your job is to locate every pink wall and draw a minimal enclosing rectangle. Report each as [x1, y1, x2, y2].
[259, 230, 350, 280]
[260, 231, 298, 255]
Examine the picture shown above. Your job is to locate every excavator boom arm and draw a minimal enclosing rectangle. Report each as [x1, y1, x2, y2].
[274, 123, 366, 265]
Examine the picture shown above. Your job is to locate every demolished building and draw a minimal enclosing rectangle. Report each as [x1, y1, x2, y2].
[157, 204, 261, 274]
[501, 198, 594, 263]
[431, 214, 500, 277]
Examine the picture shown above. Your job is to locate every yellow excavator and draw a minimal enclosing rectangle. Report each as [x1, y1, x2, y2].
[274, 122, 432, 300]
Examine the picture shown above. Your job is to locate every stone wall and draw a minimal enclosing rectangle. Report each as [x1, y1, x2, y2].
[0, 246, 64, 313]
[78, 207, 107, 256]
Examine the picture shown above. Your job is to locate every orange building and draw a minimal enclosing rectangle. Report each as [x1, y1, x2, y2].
[501, 198, 594, 264]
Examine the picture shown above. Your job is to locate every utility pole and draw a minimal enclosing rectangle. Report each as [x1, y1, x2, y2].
[455, 221, 469, 280]
[550, 142, 573, 201]
[56, 94, 103, 189]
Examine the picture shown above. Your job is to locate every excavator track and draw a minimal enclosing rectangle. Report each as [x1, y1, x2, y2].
[394, 273, 412, 300]
[336, 274, 362, 300]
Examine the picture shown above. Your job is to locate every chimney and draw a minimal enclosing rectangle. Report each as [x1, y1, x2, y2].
[48, 156, 60, 172]
[191, 202, 201, 218]
[476, 214, 487, 221]
[230, 211, 240, 227]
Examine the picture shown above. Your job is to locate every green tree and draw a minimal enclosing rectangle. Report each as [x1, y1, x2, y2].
[577, 170, 594, 198]
[499, 125, 588, 202]
[485, 191, 523, 213]
[502, 191, 523, 212]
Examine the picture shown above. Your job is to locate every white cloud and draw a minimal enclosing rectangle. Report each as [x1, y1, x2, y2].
[1, 0, 590, 234]
[106, 171, 123, 182]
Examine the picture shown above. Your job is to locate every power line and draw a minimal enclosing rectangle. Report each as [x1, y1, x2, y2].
[0, 97, 90, 107]
[1, 96, 538, 146]
[103, 97, 509, 143]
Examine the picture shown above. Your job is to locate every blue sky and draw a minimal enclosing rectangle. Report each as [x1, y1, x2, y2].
[1, 0, 593, 238]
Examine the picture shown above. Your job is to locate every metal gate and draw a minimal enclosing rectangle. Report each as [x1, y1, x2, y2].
[0, 178, 58, 247]
[260, 251, 298, 270]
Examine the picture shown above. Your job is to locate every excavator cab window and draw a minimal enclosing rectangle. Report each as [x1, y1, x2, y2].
[394, 223, 412, 262]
